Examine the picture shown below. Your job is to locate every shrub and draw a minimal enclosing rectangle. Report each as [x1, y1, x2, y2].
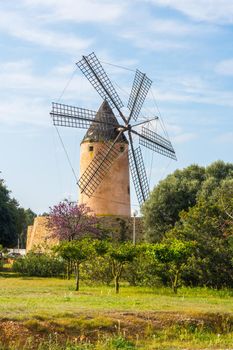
[12, 252, 65, 277]
[81, 256, 113, 285]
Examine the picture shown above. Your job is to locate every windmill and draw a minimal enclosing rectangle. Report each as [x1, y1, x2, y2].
[50, 52, 176, 217]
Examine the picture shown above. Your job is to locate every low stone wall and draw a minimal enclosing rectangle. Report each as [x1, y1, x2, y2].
[26, 215, 144, 252]
[26, 216, 58, 252]
[97, 216, 144, 242]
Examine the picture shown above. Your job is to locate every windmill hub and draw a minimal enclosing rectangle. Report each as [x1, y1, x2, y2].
[50, 52, 177, 215]
[117, 126, 128, 132]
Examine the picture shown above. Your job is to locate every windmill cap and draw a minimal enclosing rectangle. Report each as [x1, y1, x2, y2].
[81, 100, 128, 144]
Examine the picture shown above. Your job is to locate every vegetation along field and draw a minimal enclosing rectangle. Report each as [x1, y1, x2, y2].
[0, 276, 233, 350]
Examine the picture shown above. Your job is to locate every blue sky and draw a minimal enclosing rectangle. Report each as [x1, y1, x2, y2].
[0, 0, 232, 214]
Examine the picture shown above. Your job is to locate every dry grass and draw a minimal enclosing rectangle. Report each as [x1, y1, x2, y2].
[0, 275, 232, 349]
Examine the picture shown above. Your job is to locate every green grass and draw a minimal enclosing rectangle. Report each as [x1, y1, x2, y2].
[0, 277, 232, 319]
[0, 275, 232, 349]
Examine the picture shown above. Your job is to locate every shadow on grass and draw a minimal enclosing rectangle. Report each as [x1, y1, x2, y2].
[0, 271, 22, 278]
[0, 271, 65, 280]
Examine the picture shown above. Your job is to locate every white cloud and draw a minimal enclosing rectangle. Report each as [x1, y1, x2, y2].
[0, 59, 103, 126]
[118, 11, 214, 52]
[0, 59, 93, 97]
[147, 0, 233, 24]
[121, 31, 186, 51]
[148, 18, 205, 36]
[22, 0, 125, 23]
[152, 73, 233, 108]
[0, 97, 49, 126]
[119, 16, 199, 52]
[172, 132, 197, 144]
[0, 9, 92, 52]
[215, 59, 233, 76]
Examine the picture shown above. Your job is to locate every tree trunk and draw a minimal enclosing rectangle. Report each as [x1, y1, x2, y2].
[67, 260, 71, 280]
[75, 264, 80, 291]
[172, 270, 179, 294]
[115, 275, 120, 294]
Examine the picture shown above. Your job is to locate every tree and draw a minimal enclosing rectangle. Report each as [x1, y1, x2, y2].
[205, 160, 233, 182]
[143, 161, 233, 243]
[142, 164, 205, 242]
[106, 242, 138, 293]
[54, 239, 94, 291]
[219, 178, 233, 221]
[0, 177, 37, 248]
[168, 185, 233, 288]
[0, 178, 17, 246]
[150, 239, 196, 293]
[94, 240, 138, 293]
[123, 243, 160, 287]
[47, 200, 99, 241]
[16, 208, 37, 248]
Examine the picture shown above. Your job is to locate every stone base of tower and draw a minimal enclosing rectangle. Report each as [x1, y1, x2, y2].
[97, 215, 143, 242]
[26, 216, 58, 252]
[26, 215, 143, 252]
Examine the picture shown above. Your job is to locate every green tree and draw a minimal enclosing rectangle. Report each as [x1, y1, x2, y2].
[54, 238, 94, 291]
[142, 164, 205, 242]
[0, 179, 19, 247]
[107, 242, 138, 294]
[123, 243, 160, 287]
[219, 178, 233, 221]
[150, 239, 196, 293]
[205, 160, 233, 182]
[169, 184, 233, 288]
[143, 161, 233, 243]
[0, 244, 3, 270]
[0, 178, 36, 248]
[17, 208, 37, 248]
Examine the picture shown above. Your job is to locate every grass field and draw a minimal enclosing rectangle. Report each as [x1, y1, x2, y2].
[0, 275, 233, 349]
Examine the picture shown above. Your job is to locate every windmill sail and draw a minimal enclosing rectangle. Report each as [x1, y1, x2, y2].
[127, 69, 152, 122]
[78, 140, 122, 197]
[137, 126, 177, 160]
[77, 53, 124, 113]
[128, 131, 150, 206]
[51, 102, 119, 130]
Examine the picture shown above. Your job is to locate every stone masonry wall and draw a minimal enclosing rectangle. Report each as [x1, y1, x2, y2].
[26, 216, 58, 252]
[26, 215, 143, 252]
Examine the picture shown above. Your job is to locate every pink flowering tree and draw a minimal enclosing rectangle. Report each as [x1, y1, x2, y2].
[48, 200, 100, 241]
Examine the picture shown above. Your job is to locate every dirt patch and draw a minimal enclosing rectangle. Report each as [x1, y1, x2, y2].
[0, 311, 232, 348]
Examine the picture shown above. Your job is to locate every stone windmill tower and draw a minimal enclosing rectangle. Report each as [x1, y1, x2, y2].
[50, 52, 177, 217]
[79, 100, 130, 216]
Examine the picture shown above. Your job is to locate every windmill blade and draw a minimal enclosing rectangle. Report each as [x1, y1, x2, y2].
[127, 69, 152, 122]
[78, 132, 123, 197]
[50, 102, 117, 130]
[77, 53, 124, 116]
[128, 132, 150, 206]
[132, 126, 177, 160]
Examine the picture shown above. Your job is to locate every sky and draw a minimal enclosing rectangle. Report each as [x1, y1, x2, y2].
[0, 0, 233, 215]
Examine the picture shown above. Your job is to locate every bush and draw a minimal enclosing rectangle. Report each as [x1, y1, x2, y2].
[81, 256, 113, 285]
[12, 252, 66, 277]
[123, 245, 162, 287]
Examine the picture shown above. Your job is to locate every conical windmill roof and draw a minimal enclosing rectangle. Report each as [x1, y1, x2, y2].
[81, 100, 128, 143]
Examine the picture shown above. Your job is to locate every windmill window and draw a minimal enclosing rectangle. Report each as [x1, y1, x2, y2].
[120, 146, 125, 152]
[89, 145, 94, 152]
